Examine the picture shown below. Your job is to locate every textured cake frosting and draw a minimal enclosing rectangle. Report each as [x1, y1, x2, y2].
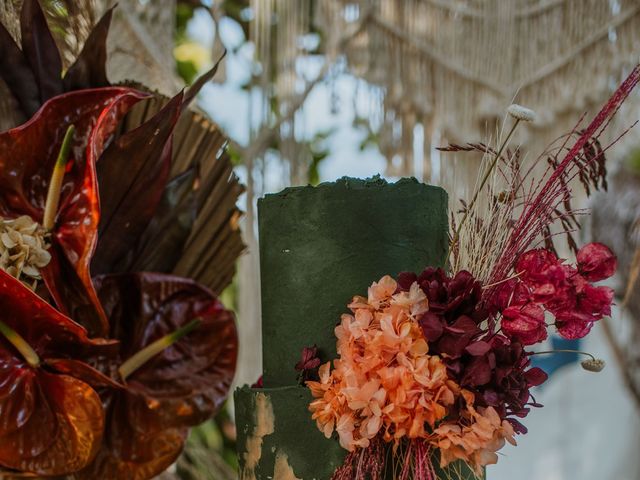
[235, 177, 478, 479]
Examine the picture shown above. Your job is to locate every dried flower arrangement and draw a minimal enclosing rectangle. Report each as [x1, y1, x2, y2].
[0, 1, 240, 478]
[300, 66, 640, 479]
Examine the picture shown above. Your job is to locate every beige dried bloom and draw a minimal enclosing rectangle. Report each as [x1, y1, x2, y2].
[507, 104, 535, 122]
[0, 215, 51, 287]
[581, 358, 605, 373]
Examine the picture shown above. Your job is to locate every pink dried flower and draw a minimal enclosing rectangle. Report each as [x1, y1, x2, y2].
[501, 303, 547, 346]
[577, 242, 617, 282]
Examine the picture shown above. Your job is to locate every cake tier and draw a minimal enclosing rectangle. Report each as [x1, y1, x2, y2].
[237, 177, 483, 479]
[259, 177, 449, 387]
[235, 386, 480, 480]
[235, 386, 345, 480]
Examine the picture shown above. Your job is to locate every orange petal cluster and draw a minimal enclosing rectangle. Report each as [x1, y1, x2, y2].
[433, 390, 517, 474]
[307, 275, 518, 473]
[307, 276, 458, 451]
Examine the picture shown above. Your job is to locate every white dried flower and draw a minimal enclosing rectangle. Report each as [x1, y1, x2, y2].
[0, 215, 51, 288]
[507, 104, 535, 122]
[581, 358, 605, 372]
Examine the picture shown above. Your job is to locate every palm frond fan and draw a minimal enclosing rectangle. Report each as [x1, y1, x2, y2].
[110, 84, 244, 294]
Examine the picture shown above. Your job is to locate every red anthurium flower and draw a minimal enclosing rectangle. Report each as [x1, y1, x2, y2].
[77, 272, 238, 479]
[75, 395, 188, 480]
[501, 303, 547, 346]
[576, 242, 617, 282]
[0, 269, 115, 476]
[0, 87, 147, 336]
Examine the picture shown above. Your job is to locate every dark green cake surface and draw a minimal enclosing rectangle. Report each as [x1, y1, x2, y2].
[259, 176, 449, 387]
[235, 386, 346, 480]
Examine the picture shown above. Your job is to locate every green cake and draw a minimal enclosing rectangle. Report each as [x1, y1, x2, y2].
[234, 177, 479, 479]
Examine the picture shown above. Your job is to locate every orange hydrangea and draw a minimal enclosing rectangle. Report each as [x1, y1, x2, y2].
[307, 275, 458, 451]
[432, 390, 517, 474]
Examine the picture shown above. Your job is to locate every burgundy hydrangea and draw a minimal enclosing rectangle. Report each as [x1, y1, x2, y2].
[398, 268, 487, 359]
[400, 243, 614, 432]
[398, 267, 545, 430]
[437, 330, 546, 433]
[461, 335, 547, 433]
[295, 345, 322, 382]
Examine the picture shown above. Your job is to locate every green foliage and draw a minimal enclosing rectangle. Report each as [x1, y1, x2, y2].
[627, 148, 640, 175]
[226, 143, 244, 167]
[353, 116, 379, 152]
[176, 58, 199, 85]
[177, 407, 238, 479]
[174, 2, 200, 85]
[307, 129, 334, 185]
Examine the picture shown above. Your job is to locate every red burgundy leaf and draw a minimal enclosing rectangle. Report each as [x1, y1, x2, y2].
[0, 22, 39, 118]
[63, 7, 114, 91]
[0, 0, 120, 121]
[19, 0, 63, 106]
[92, 92, 183, 275]
[419, 312, 443, 341]
[0, 87, 148, 336]
[396, 271, 418, 292]
[461, 355, 492, 387]
[129, 168, 199, 273]
[94, 272, 238, 432]
[524, 367, 548, 387]
[465, 340, 491, 356]
[295, 345, 321, 371]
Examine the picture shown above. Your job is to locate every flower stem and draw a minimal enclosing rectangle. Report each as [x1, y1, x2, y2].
[528, 349, 596, 361]
[43, 125, 75, 231]
[0, 319, 40, 367]
[447, 119, 521, 264]
[118, 318, 202, 381]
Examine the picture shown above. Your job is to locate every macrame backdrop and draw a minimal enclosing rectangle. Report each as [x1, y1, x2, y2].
[248, 0, 640, 189]
[245, 0, 640, 410]
[319, 0, 640, 193]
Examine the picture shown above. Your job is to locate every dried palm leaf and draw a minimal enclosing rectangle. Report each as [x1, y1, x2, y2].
[113, 84, 245, 294]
